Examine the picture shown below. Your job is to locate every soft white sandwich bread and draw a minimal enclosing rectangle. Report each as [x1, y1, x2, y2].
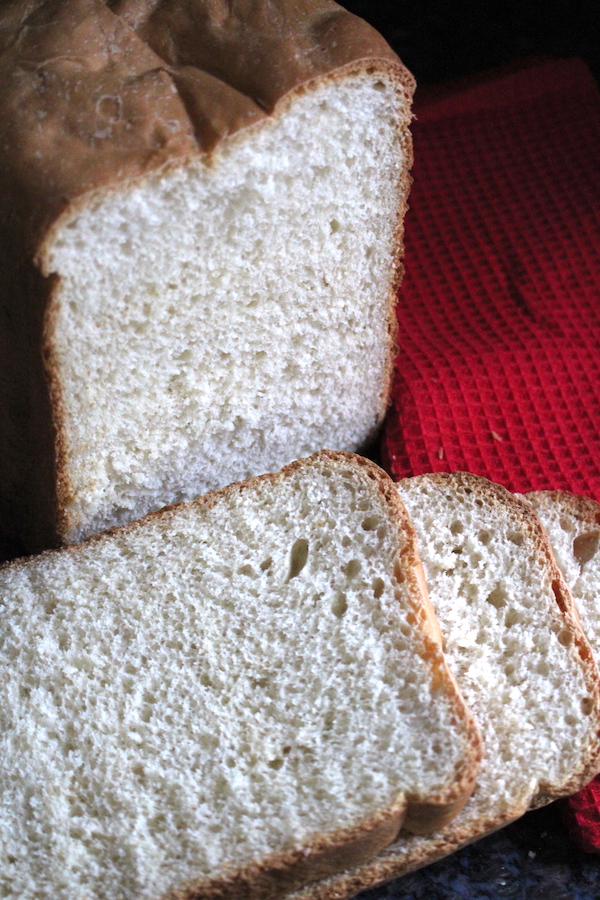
[288, 472, 600, 900]
[0, 452, 482, 900]
[0, 0, 414, 551]
[526, 491, 600, 661]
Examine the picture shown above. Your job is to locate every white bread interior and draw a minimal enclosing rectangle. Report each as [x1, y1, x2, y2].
[46, 74, 408, 543]
[526, 491, 600, 662]
[395, 476, 598, 825]
[0, 454, 477, 900]
[288, 473, 600, 900]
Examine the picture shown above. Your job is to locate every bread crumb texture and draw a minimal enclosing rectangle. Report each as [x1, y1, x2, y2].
[0, 456, 469, 899]
[397, 475, 597, 833]
[526, 491, 600, 663]
[48, 74, 406, 542]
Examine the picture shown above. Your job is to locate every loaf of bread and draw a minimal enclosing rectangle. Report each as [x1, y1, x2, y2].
[0, 0, 414, 551]
[0, 452, 482, 900]
[289, 473, 600, 900]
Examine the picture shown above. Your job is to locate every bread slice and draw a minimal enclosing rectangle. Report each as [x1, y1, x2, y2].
[0, 452, 481, 900]
[0, 0, 414, 551]
[288, 472, 600, 900]
[526, 490, 600, 662]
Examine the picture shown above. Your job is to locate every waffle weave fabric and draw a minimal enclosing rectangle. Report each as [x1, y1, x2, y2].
[382, 57, 600, 852]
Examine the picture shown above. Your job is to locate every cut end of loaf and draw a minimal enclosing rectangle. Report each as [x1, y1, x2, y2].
[46, 71, 411, 544]
[0, 452, 476, 900]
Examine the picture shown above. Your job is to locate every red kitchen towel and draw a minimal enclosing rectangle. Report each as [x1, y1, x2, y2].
[381, 57, 600, 851]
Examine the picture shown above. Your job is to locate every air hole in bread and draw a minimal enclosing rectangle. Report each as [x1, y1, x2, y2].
[331, 593, 348, 619]
[486, 586, 508, 610]
[287, 538, 309, 580]
[507, 531, 524, 546]
[361, 516, 380, 531]
[260, 557, 272, 571]
[238, 564, 256, 578]
[505, 608, 521, 629]
[329, 219, 341, 233]
[44, 599, 58, 616]
[450, 521, 463, 535]
[560, 516, 575, 532]
[477, 530, 492, 545]
[393, 562, 405, 584]
[372, 577, 384, 599]
[267, 758, 284, 771]
[343, 559, 361, 578]
[573, 531, 600, 566]
[581, 697, 594, 716]
[557, 629, 574, 648]
[122, 677, 134, 694]
[58, 634, 71, 651]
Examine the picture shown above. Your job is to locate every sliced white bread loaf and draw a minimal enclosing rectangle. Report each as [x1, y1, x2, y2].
[289, 472, 600, 900]
[526, 491, 600, 661]
[0, 452, 481, 900]
[0, 0, 414, 550]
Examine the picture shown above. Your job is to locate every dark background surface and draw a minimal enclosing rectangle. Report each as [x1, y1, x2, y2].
[342, 0, 599, 86]
[338, 2, 600, 899]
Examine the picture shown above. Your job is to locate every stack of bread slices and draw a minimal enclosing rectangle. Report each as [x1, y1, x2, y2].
[1, 3, 599, 900]
[2, 454, 600, 900]
[288, 474, 600, 900]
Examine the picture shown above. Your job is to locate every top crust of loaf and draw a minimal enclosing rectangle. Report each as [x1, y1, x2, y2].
[0, 0, 414, 263]
[0, 452, 482, 900]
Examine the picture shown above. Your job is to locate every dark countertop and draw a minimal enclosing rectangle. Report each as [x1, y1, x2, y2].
[358, 805, 600, 900]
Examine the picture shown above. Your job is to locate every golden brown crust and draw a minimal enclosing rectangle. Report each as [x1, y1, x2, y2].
[166, 799, 408, 900]
[285, 473, 600, 900]
[0, 451, 480, 898]
[0, 0, 414, 551]
[527, 489, 600, 531]
[0, 0, 412, 263]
